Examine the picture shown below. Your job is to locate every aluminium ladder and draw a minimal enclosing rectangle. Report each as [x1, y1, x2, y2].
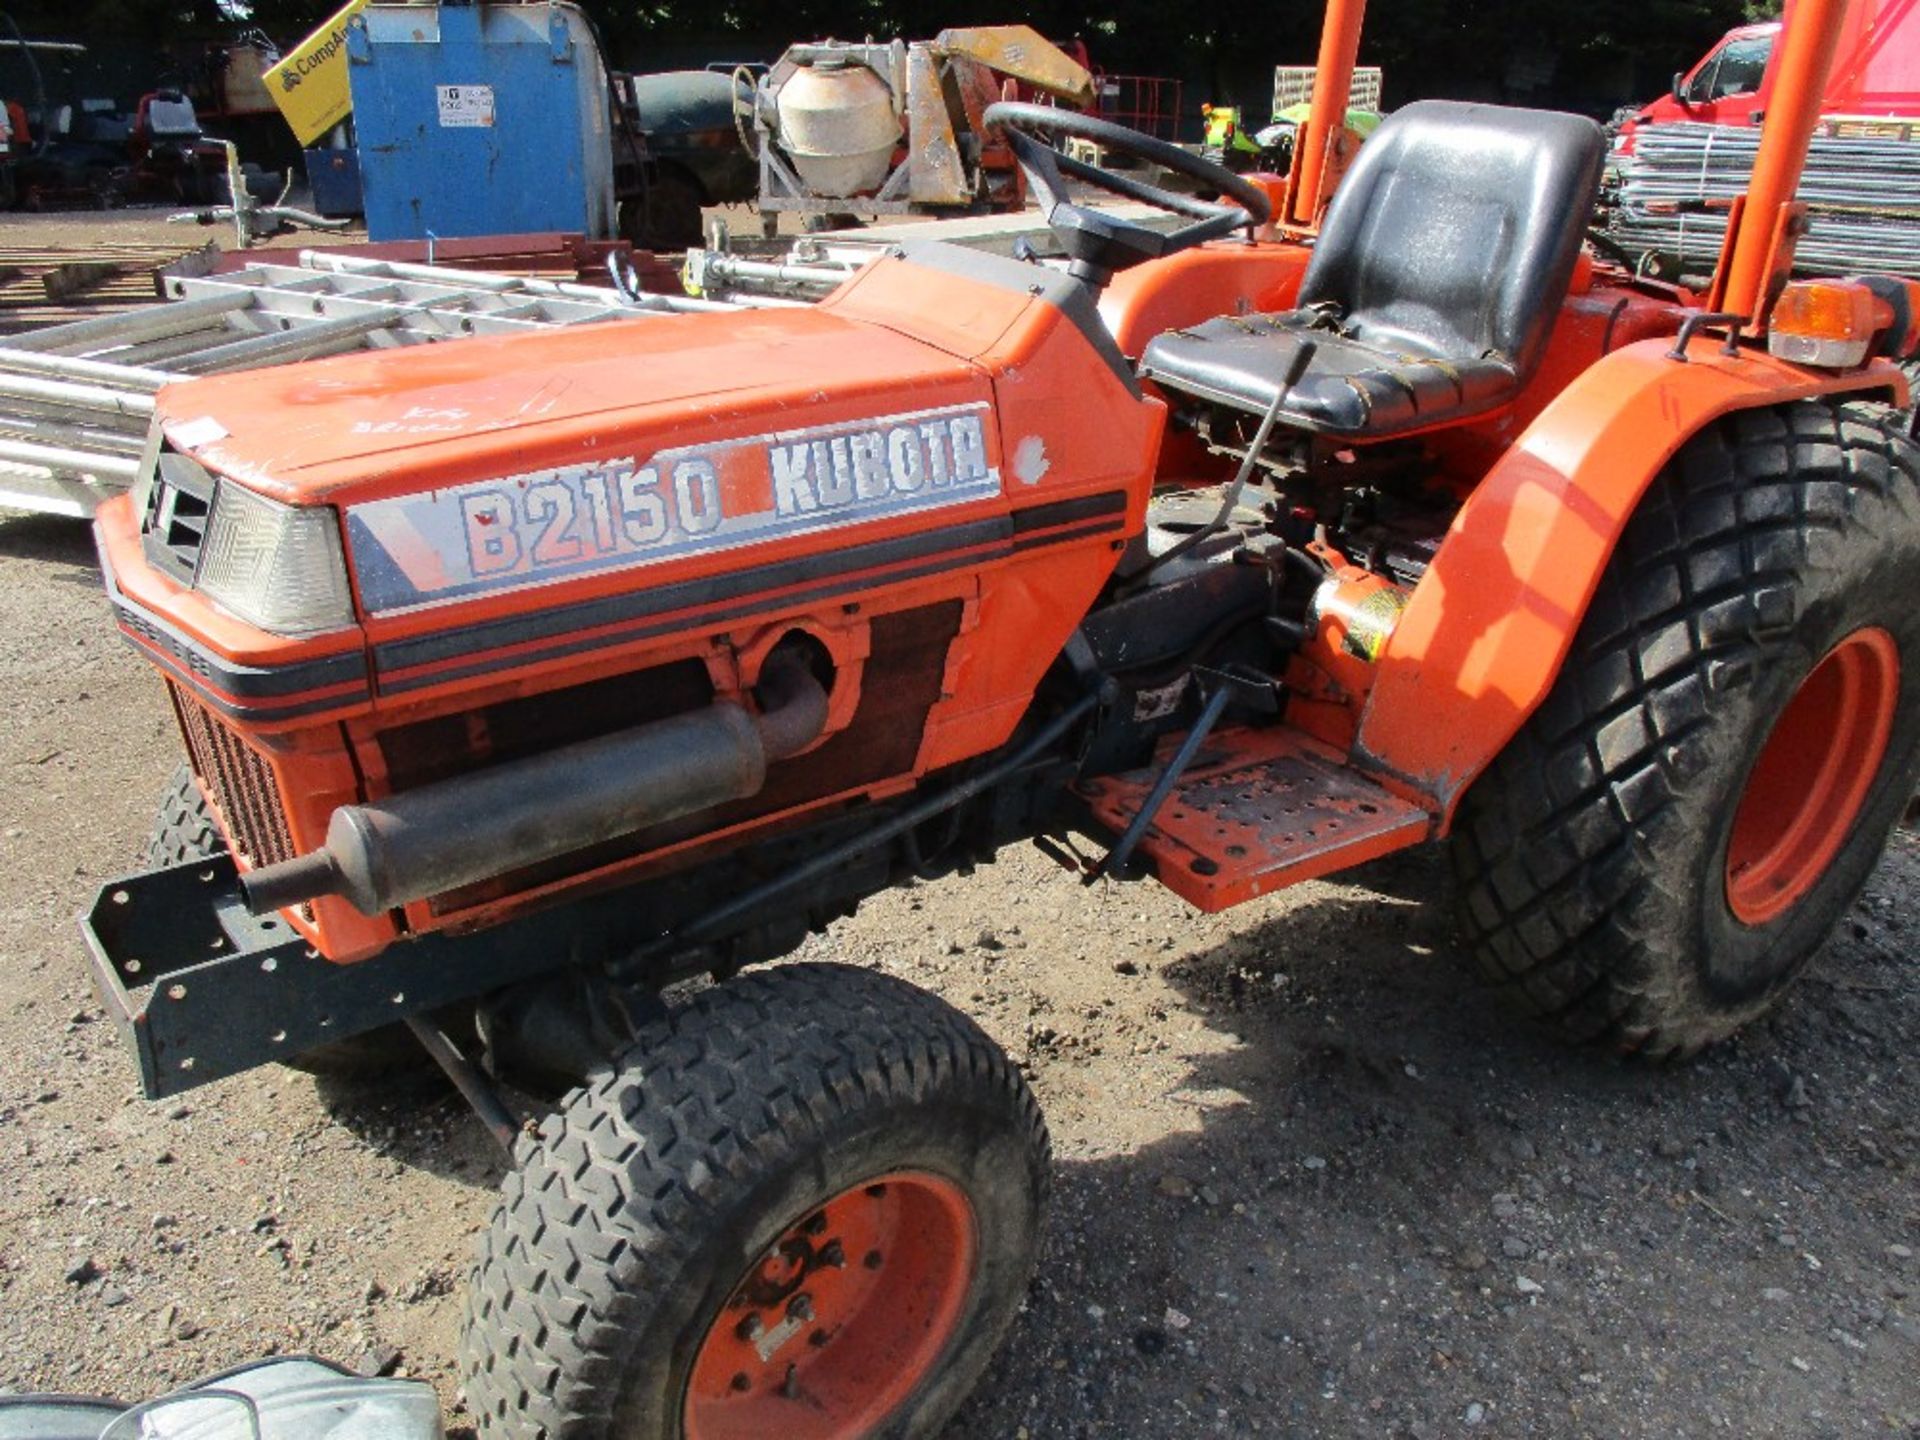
[0, 252, 742, 517]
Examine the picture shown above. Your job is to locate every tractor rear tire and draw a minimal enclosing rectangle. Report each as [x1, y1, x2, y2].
[460, 962, 1050, 1440]
[144, 762, 431, 1084]
[1454, 400, 1920, 1058]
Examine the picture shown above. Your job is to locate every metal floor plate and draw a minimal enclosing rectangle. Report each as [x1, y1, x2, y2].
[1078, 725, 1432, 911]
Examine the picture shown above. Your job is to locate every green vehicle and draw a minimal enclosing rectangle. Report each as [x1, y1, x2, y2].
[1201, 98, 1382, 175]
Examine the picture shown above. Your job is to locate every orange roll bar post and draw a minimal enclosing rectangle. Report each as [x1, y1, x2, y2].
[1716, 0, 1850, 321]
[1286, 0, 1368, 227]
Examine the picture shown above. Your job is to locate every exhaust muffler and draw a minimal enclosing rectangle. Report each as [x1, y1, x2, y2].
[240, 656, 828, 918]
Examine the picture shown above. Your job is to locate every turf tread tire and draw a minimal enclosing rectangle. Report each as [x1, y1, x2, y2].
[460, 961, 1050, 1440]
[1453, 399, 1920, 1058]
[146, 762, 222, 867]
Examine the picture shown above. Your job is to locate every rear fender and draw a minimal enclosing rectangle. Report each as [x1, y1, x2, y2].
[1355, 338, 1904, 824]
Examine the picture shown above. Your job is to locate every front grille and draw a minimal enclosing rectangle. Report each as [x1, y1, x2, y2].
[166, 681, 296, 868]
[141, 451, 217, 585]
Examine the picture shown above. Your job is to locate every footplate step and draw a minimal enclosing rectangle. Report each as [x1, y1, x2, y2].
[1077, 725, 1432, 911]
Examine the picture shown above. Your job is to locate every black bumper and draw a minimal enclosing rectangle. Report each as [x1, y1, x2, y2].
[80, 856, 563, 1100]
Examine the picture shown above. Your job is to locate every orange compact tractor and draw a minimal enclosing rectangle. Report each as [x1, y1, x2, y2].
[81, 0, 1920, 1432]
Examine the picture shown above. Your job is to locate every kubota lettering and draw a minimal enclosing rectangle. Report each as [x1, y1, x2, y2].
[887, 427, 924, 491]
[820, 438, 855, 507]
[351, 403, 1000, 612]
[771, 446, 817, 515]
[766, 414, 995, 520]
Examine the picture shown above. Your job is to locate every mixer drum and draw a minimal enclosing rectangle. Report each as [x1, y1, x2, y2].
[773, 58, 902, 198]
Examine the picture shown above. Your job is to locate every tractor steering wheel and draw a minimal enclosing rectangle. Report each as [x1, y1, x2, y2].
[983, 101, 1273, 289]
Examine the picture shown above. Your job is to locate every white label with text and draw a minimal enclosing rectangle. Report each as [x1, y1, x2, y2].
[345, 404, 1001, 613]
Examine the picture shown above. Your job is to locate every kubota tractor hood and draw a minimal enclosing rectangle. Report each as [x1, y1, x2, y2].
[159, 303, 994, 508]
[118, 244, 1144, 649]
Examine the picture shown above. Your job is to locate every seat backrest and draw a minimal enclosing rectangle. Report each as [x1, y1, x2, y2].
[1298, 100, 1605, 383]
[142, 93, 201, 140]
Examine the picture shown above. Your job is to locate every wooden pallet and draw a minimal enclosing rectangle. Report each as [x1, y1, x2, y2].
[0, 243, 214, 334]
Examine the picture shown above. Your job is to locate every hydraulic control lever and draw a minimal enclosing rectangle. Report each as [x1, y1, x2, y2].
[1088, 664, 1282, 882]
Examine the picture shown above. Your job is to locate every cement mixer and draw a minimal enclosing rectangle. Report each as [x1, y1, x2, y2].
[750, 25, 1094, 230]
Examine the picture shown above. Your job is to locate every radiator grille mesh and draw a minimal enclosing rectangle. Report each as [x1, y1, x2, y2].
[166, 681, 296, 868]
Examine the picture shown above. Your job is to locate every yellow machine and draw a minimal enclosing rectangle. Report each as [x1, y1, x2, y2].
[264, 0, 368, 147]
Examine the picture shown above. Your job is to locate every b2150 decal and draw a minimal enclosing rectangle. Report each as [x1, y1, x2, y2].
[346, 404, 1001, 614]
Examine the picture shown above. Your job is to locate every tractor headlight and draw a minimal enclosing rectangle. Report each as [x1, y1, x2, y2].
[196, 482, 355, 637]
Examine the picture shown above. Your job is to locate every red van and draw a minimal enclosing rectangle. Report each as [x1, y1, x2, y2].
[1615, 0, 1918, 155]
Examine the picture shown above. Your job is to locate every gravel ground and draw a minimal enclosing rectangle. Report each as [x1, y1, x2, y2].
[0, 493, 1915, 1440]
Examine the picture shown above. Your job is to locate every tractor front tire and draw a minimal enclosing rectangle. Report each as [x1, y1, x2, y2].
[1455, 400, 1920, 1058]
[144, 762, 431, 1084]
[146, 762, 221, 869]
[460, 962, 1050, 1440]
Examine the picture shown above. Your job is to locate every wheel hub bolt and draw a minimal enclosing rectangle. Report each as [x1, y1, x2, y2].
[735, 1314, 764, 1342]
[819, 1239, 846, 1268]
[730, 1372, 751, 1393]
[787, 1293, 814, 1322]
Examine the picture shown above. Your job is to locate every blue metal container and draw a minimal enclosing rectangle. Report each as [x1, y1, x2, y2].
[304, 145, 364, 218]
[345, 1, 615, 242]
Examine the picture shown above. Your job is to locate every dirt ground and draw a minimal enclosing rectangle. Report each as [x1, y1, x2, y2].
[0, 499, 1913, 1437]
[0, 206, 1913, 1438]
[0, 208, 347, 249]
[0, 195, 808, 251]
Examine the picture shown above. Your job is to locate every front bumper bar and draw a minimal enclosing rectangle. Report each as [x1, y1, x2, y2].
[80, 856, 565, 1100]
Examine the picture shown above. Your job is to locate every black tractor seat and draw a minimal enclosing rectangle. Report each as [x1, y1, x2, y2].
[1140, 100, 1606, 441]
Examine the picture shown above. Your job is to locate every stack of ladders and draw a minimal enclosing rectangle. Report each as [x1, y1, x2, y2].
[1610, 121, 1920, 279]
[0, 252, 742, 517]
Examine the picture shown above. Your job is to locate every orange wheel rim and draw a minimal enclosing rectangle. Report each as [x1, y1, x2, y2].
[683, 1171, 977, 1440]
[1725, 627, 1900, 926]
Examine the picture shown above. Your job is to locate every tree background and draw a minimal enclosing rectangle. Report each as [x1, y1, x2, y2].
[16, 0, 1753, 130]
